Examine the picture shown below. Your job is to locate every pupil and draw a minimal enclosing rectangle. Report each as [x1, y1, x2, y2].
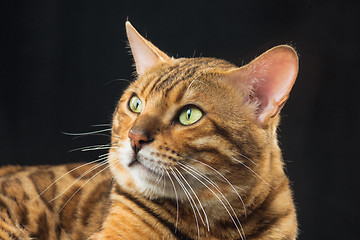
[136, 100, 140, 109]
[187, 109, 191, 119]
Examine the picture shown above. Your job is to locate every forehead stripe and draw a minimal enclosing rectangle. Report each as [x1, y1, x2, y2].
[140, 65, 178, 96]
[161, 74, 200, 99]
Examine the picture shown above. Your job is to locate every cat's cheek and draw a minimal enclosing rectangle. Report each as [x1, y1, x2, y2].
[112, 139, 134, 166]
[108, 139, 137, 188]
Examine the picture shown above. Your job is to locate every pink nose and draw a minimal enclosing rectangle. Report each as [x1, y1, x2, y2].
[128, 129, 151, 153]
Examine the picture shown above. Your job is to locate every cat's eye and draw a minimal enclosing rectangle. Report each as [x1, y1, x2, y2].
[129, 95, 143, 113]
[179, 107, 203, 125]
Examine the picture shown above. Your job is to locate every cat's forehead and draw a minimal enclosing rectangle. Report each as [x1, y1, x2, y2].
[132, 58, 236, 99]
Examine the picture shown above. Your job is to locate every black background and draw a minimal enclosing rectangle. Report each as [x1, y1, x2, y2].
[1, 1, 359, 239]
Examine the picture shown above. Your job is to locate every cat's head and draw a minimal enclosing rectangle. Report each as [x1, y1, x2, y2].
[109, 22, 298, 203]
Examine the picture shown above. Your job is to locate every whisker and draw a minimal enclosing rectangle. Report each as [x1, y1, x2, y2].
[90, 123, 112, 127]
[179, 162, 219, 189]
[152, 166, 165, 190]
[231, 150, 257, 166]
[33, 155, 109, 201]
[231, 156, 274, 188]
[58, 161, 114, 213]
[98, 152, 111, 159]
[162, 167, 167, 196]
[68, 144, 112, 153]
[49, 158, 108, 203]
[186, 72, 205, 94]
[176, 155, 247, 239]
[79, 146, 115, 152]
[173, 167, 209, 231]
[104, 78, 131, 86]
[64, 133, 116, 141]
[173, 168, 206, 228]
[179, 154, 246, 212]
[178, 164, 246, 240]
[165, 169, 179, 230]
[62, 128, 112, 136]
[170, 167, 200, 240]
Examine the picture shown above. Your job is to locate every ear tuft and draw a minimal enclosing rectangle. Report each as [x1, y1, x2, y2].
[125, 21, 170, 75]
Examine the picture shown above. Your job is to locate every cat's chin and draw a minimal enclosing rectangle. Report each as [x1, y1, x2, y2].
[108, 141, 178, 199]
[123, 159, 183, 200]
[110, 163, 181, 200]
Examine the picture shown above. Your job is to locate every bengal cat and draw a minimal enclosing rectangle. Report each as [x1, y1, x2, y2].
[0, 21, 299, 240]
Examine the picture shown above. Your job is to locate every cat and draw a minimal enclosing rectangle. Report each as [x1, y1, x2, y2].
[0, 21, 298, 240]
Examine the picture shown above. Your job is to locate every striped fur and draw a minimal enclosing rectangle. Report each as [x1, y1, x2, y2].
[0, 164, 112, 239]
[1, 23, 298, 239]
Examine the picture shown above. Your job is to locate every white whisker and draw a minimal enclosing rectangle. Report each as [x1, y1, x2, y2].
[178, 164, 246, 240]
[231, 156, 274, 188]
[173, 167, 209, 231]
[179, 154, 246, 213]
[165, 169, 179, 230]
[32, 155, 109, 201]
[152, 166, 165, 191]
[105, 78, 131, 86]
[80, 146, 115, 152]
[68, 144, 113, 153]
[57, 160, 114, 213]
[98, 152, 111, 159]
[186, 72, 205, 94]
[231, 150, 257, 166]
[91, 123, 112, 127]
[62, 128, 112, 136]
[49, 158, 108, 203]
[170, 167, 200, 240]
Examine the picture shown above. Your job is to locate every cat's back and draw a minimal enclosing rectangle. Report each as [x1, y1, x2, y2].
[0, 163, 112, 240]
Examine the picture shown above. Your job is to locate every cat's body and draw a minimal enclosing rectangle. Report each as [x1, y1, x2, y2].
[0, 164, 111, 239]
[0, 22, 298, 240]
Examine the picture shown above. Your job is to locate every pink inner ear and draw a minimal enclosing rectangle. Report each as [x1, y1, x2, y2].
[256, 54, 298, 108]
[125, 22, 169, 75]
[251, 46, 298, 124]
[224, 46, 298, 126]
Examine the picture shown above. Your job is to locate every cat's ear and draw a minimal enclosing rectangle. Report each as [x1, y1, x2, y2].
[125, 21, 170, 75]
[227, 45, 298, 127]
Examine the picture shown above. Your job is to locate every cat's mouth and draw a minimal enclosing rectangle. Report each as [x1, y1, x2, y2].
[127, 155, 161, 176]
[128, 157, 139, 167]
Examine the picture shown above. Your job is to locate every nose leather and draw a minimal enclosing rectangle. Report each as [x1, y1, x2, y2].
[128, 129, 151, 152]
[128, 114, 158, 152]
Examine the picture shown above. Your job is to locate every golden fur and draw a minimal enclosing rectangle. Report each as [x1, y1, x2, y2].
[0, 22, 298, 239]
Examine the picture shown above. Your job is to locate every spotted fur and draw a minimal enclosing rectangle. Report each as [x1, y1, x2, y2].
[0, 22, 298, 240]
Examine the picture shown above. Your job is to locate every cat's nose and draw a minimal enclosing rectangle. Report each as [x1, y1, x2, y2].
[128, 129, 153, 153]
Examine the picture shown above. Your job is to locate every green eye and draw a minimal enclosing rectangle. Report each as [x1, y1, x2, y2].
[179, 107, 203, 125]
[129, 96, 143, 113]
